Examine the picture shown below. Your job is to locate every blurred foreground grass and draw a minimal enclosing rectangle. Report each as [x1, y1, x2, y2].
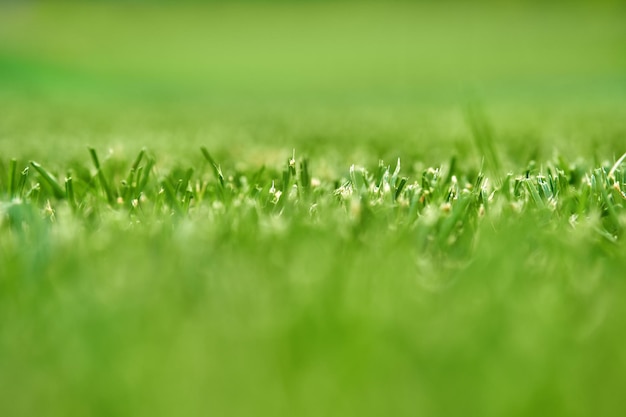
[1, 2, 626, 416]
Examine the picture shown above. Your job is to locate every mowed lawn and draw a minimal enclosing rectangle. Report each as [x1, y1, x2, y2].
[1, 2, 626, 417]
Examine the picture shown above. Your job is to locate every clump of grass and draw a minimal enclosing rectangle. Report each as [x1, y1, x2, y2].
[2, 147, 624, 248]
[1, 147, 626, 417]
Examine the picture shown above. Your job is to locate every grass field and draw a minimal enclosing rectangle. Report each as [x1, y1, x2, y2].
[1, 2, 626, 416]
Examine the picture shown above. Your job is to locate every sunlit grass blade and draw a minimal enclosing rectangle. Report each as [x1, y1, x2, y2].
[608, 151, 626, 181]
[349, 164, 368, 192]
[65, 176, 76, 210]
[525, 179, 545, 209]
[16, 166, 29, 199]
[200, 146, 224, 188]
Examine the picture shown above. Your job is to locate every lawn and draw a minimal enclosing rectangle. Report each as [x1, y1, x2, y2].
[1, 2, 626, 416]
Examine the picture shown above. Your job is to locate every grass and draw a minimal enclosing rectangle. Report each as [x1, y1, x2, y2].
[1, 143, 626, 417]
[2, 1, 626, 416]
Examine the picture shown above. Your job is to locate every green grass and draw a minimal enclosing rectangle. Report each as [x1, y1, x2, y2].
[2, 2, 626, 416]
[1, 144, 626, 417]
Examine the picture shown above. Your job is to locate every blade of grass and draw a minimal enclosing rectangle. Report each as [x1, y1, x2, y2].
[608, 151, 626, 181]
[136, 158, 155, 197]
[525, 179, 545, 210]
[123, 148, 146, 201]
[65, 176, 76, 210]
[131, 148, 146, 172]
[8, 159, 17, 199]
[200, 147, 224, 188]
[17, 166, 29, 198]
[299, 158, 310, 195]
[162, 179, 184, 215]
[88, 147, 115, 205]
[394, 177, 408, 202]
[30, 161, 65, 199]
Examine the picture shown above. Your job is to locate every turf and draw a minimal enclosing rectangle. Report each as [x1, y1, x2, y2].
[1, 2, 626, 417]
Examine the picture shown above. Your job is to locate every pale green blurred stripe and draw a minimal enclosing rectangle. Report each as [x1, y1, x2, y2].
[1, 2, 625, 103]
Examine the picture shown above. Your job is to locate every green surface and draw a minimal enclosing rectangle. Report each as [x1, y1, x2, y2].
[1, 2, 626, 417]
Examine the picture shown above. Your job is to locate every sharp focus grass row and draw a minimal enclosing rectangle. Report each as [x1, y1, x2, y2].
[1, 148, 624, 251]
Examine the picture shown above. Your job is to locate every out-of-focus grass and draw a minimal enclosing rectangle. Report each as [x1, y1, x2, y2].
[1, 2, 625, 164]
[1, 2, 625, 99]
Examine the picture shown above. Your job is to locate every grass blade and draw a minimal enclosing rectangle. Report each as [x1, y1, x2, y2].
[88, 147, 115, 205]
[30, 161, 65, 199]
[136, 158, 155, 196]
[299, 158, 311, 195]
[8, 159, 17, 198]
[162, 179, 184, 215]
[200, 147, 224, 188]
[608, 151, 626, 181]
[65, 176, 76, 210]
[394, 177, 408, 202]
[17, 166, 29, 198]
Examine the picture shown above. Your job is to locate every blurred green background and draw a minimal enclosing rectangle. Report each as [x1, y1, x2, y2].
[1, 1, 625, 165]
